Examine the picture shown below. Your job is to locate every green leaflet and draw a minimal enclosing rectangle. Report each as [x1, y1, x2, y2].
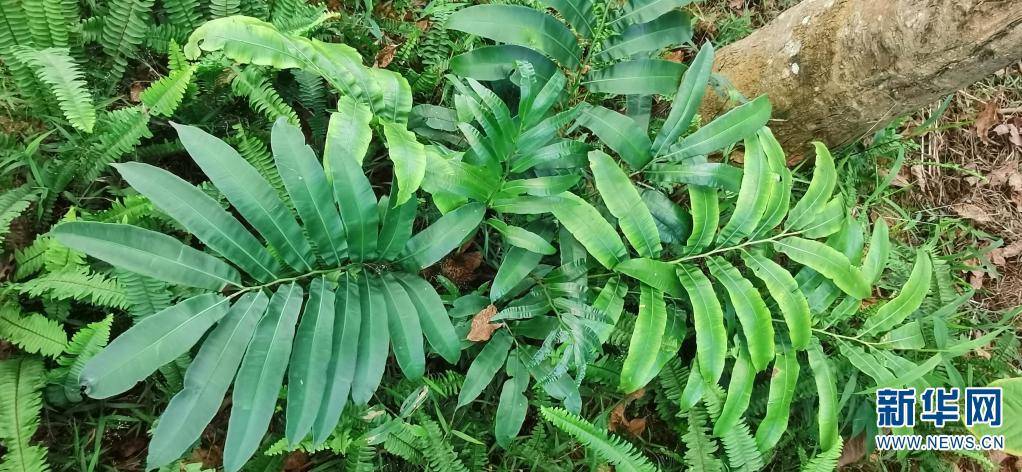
[402, 202, 485, 270]
[859, 250, 932, 337]
[879, 321, 925, 350]
[451, 45, 558, 83]
[378, 275, 425, 379]
[684, 186, 719, 253]
[652, 42, 713, 156]
[873, 353, 942, 391]
[325, 108, 379, 262]
[717, 134, 776, 246]
[540, 0, 595, 38]
[577, 105, 652, 169]
[495, 352, 529, 448]
[113, 162, 282, 283]
[861, 218, 891, 284]
[799, 196, 846, 239]
[806, 338, 839, 451]
[677, 264, 726, 385]
[550, 192, 628, 270]
[382, 122, 426, 205]
[325, 97, 373, 166]
[754, 347, 799, 452]
[665, 95, 771, 161]
[774, 237, 871, 300]
[787, 142, 836, 231]
[147, 292, 266, 470]
[593, 276, 628, 343]
[311, 275, 361, 445]
[285, 277, 335, 445]
[80, 294, 229, 398]
[173, 122, 315, 272]
[838, 343, 893, 386]
[613, 0, 697, 27]
[224, 284, 302, 472]
[750, 128, 792, 238]
[620, 284, 667, 393]
[645, 162, 743, 192]
[377, 193, 418, 261]
[967, 377, 1022, 455]
[487, 219, 556, 255]
[500, 175, 581, 197]
[741, 252, 811, 350]
[539, 406, 658, 472]
[458, 329, 513, 408]
[615, 258, 684, 297]
[491, 245, 545, 302]
[394, 273, 461, 364]
[370, 68, 413, 125]
[712, 345, 754, 437]
[598, 10, 692, 61]
[641, 188, 692, 244]
[272, 118, 347, 265]
[52, 222, 241, 291]
[706, 257, 775, 371]
[447, 5, 580, 68]
[351, 275, 389, 405]
[590, 151, 662, 257]
[583, 58, 685, 96]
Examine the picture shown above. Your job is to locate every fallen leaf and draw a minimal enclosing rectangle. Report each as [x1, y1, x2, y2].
[964, 258, 986, 289]
[440, 251, 482, 286]
[728, 0, 745, 9]
[374, 43, 399, 68]
[283, 451, 309, 471]
[837, 435, 866, 467]
[976, 100, 1001, 144]
[608, 389, 647, 437]
[130, 82, 145, 102]
[953, 203, 994, 223]
[467, 305, 503, 342]
[663, 49, 685, 63]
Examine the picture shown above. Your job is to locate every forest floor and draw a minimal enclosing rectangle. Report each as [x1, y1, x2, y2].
[702, 0, 1022, 312]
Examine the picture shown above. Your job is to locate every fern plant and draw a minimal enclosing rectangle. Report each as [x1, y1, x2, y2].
[0, 357, 50, 472]
[52, 116, 481, 470]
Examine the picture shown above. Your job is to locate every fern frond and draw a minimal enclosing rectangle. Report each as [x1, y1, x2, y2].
[83, 106, 153, 181]
[703, 385, 763, 472]
[99, 0, 155, 76]
[417, 417, 470, 472]
[800, 438, 843, 472]
[270, 0, 325, 34]
[0, 185, 36, 250]
[683, 405, 724, 472]
[343, 438, 376, 472]
[540, 406, 658, 472]
[0, 304, 68, 357]
[49, 315, 112, 402]
[140, 63, 196, 116]
[209, 0, 239, 18]
[23, 0, 74, 47]
[383, 420, 424, 463]
[0, 0, 32, 51]
[116, 269, 172, 318]
[13, 237, 48, 280]
[17, 268, 129, 309]
[162, 0, 204, 34]
[0, 357, 50, 472]
[92, 195, 155, 225]
[11, 46, 96, 132]
[230, 66, 299, 125]
[43, 237, 85, 273]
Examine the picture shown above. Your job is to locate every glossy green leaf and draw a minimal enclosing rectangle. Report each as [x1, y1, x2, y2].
[224, 284, 303, 471]
[351, 275, 389, 405]
[645, 162, 743, 192]
[113, 163, 282, 283]
[806, 338, 839, 451]
[774, 236, 871, 300]
[173, 122, 315, 272]
[620, 284, 667, 393]
[593, 276, 628, 343]
[540, 0, 595, 38]
[717, 135, 776, 246]
[487, 219, 556, 255]
[52, 222, 241, 291]
[80, 294, 229, 398]
[379, 275, 425, 379]
[311, 275, 361, 445]
[859, 250, 932, 337]
[271, 118, 347, 266]
[741, 252, 810, 350]
[754, 347, 799, 452]
[325, 102, 378, 262]
[402, 202, 485, 269]
[652, 42, 713, 156]
[382, 122, 427, 205]
[684, 187, 719, 253]
[707, 257, 774, 371]
[677, 264, 726, 385]
[377, 193, 418, 261]
[612, 0, 697, 27]
[370, 68, 412, 125]
[491, 245, 544, 302]
[458, 330, 512, 408]
[590, 151, 661, 257]
[615, 258, 684, 297]
[862, 218, 890, 284]
[879, 321, 925, 350]
[577, 106, 652, 169]
[786, 142, 836, 231]
[750, 127, 792, 238]
[712, 345, 754, 437]
[450, 45, 558, 83]
[285, 277, 335, 445]
[549, 192, 628, 270]
[583, 59, 685, 96]
[500, 175, 581, 197]
[599, 11, 691, 60]
[799, 196, 846, 239]
[664, 95, 771, 161]
[147, 292, 265, 470]
[640, 188, 691, 244]
[394, 273, 461, 364]
[447, 5, 581, 67]
[495, 353, 530, 448]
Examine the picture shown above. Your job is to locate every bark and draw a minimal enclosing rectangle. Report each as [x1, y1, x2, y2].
[704, 0, 1022, 153]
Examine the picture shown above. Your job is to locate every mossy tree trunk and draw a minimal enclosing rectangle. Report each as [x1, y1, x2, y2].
[703, 0, 1022, 153]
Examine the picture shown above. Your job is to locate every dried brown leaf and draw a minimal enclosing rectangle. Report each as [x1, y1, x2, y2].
[374, 44, 399, 68]
[837, 435, 866, 468]
[976, 100, 1001, 144]
[467, 305, 503, 342]
[953, 203, 994, 223]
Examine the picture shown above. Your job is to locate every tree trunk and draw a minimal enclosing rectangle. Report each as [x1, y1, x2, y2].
[703, 0, 1022, 153]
